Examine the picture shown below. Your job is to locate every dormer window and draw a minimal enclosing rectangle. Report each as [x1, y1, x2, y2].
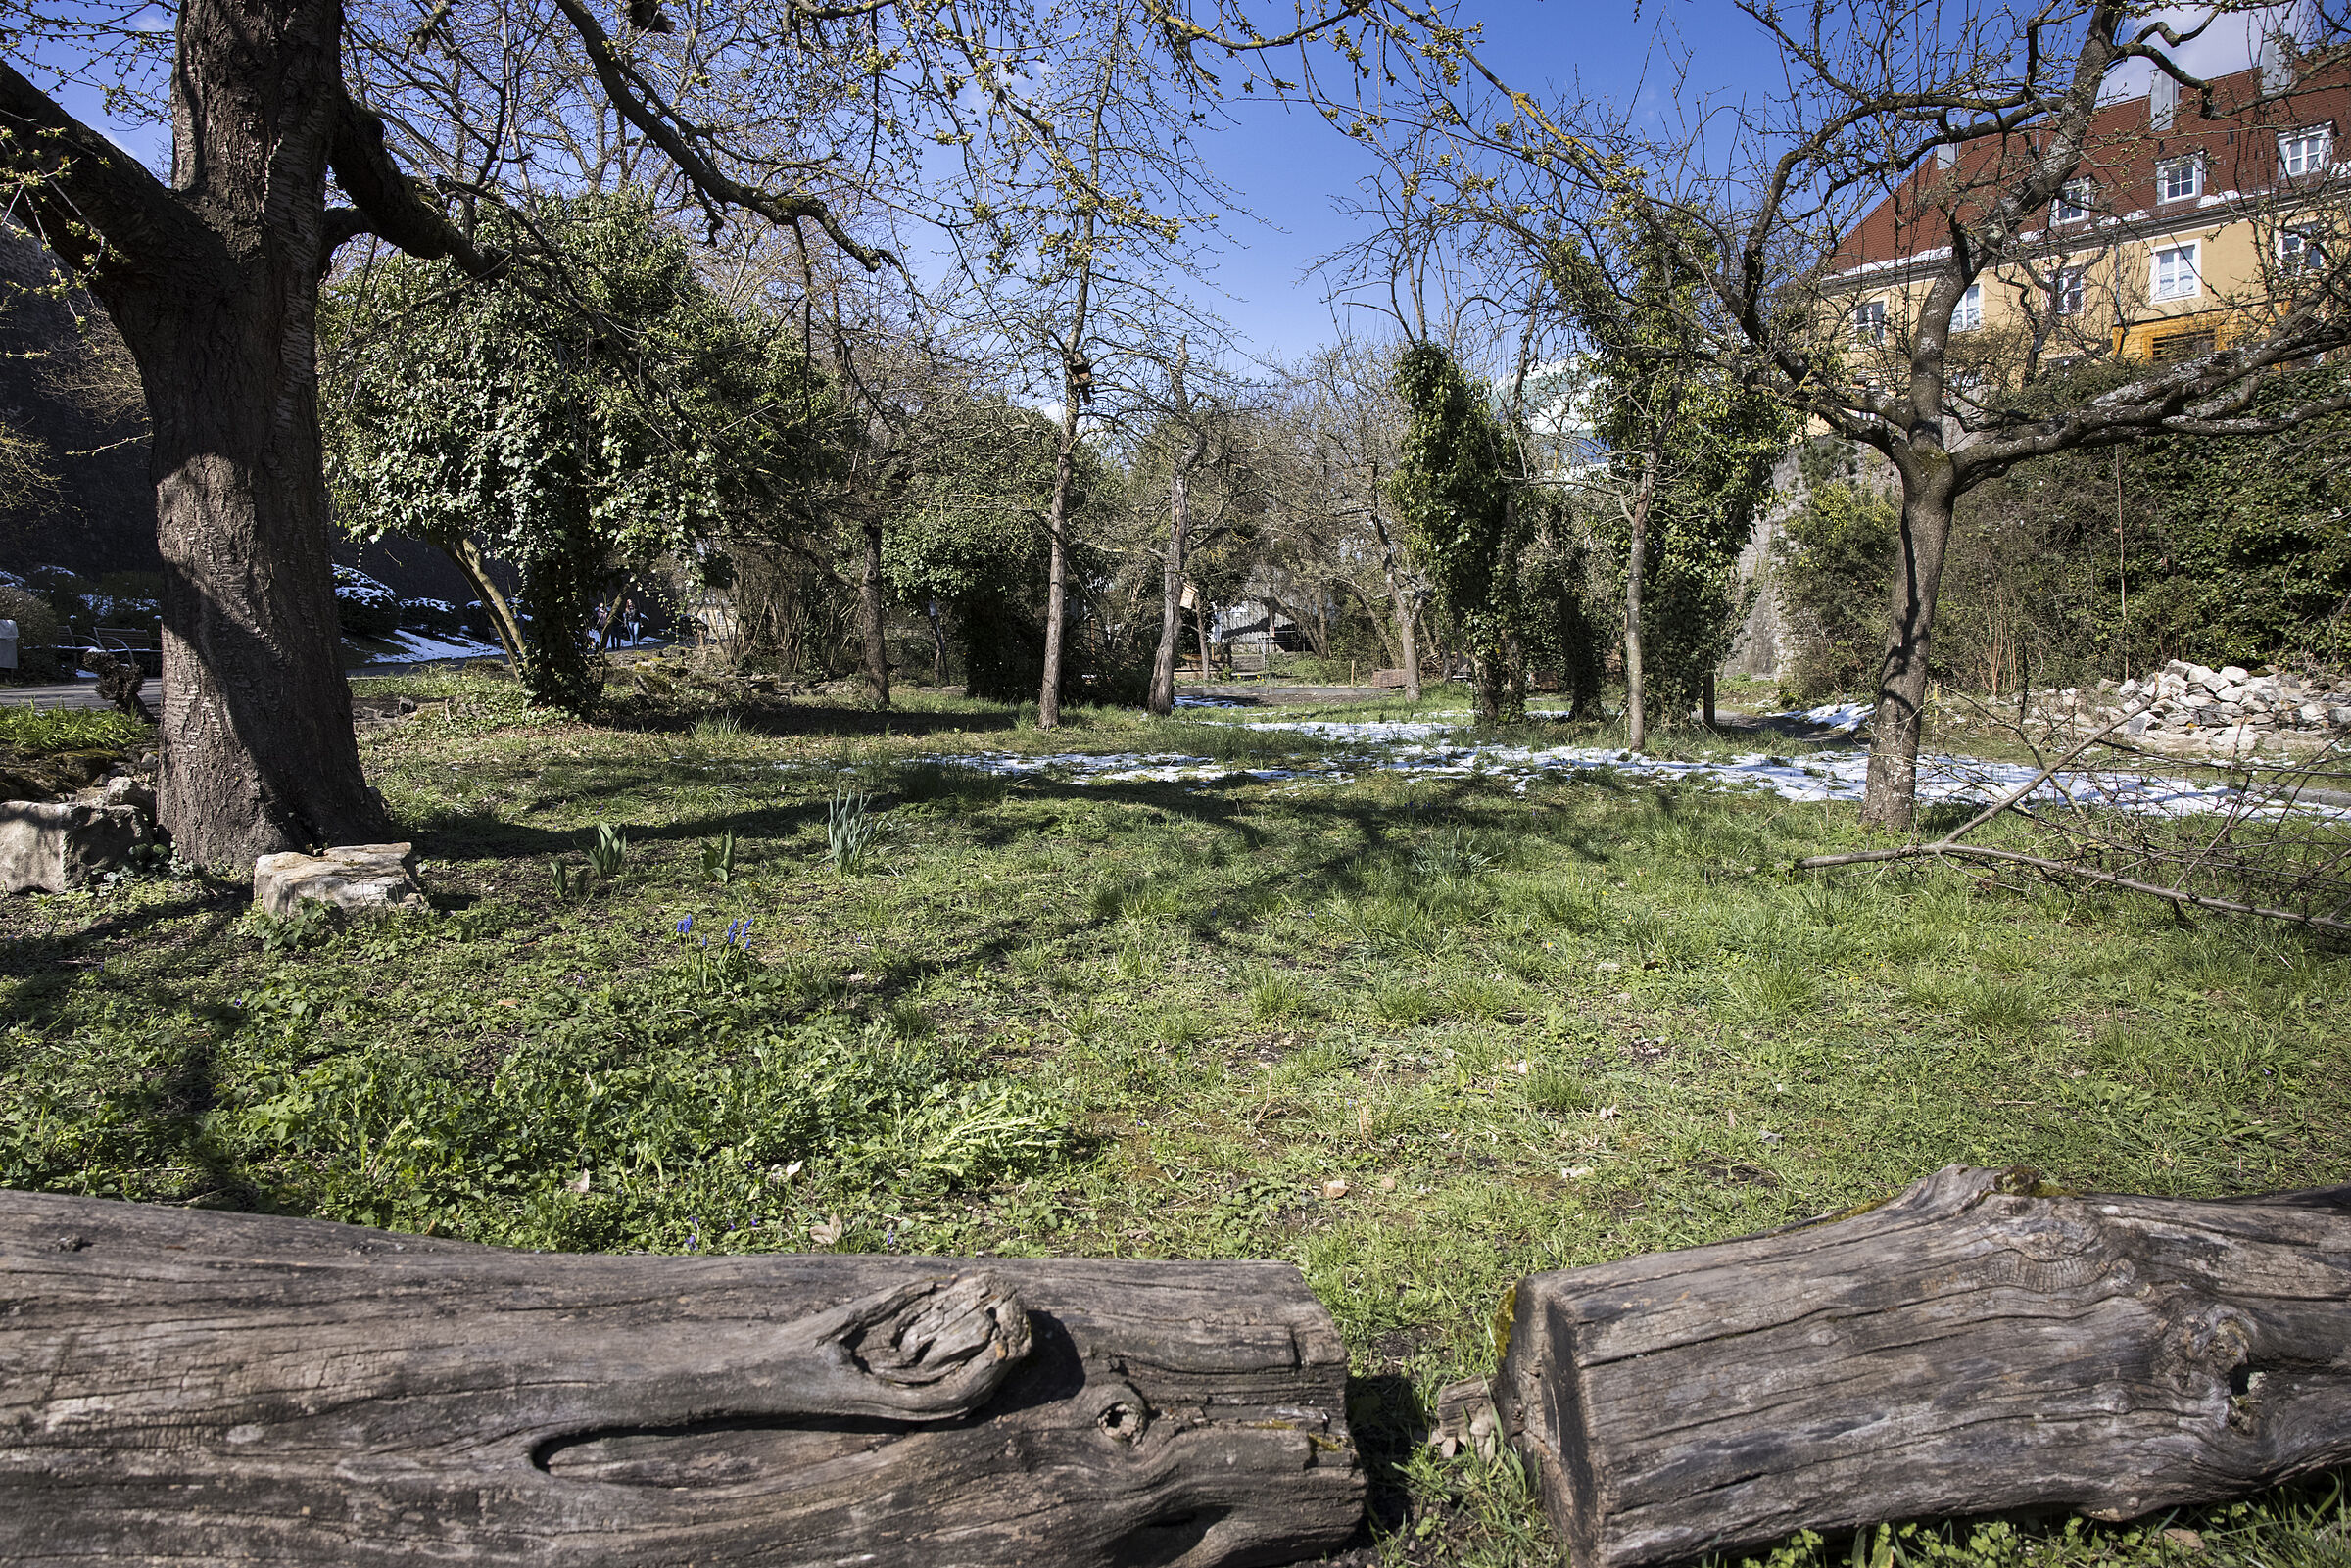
[2159, 156, 2203, 203]
[1854, 298, 1888, 345]
[2280, 126, 2332, 179]
[2051, 180, 2094, 223]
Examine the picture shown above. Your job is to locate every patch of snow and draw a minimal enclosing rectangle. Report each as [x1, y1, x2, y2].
[1766, 700, 1874, 735]
[361, 629, 505, 663]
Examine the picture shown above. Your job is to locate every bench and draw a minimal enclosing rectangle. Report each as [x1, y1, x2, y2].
[1228, 647, 1270, 680]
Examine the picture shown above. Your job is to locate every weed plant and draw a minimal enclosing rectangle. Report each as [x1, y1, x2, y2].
[2, 682, 2345, 1565]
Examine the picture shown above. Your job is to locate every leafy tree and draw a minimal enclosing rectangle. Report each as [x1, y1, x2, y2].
[1388, 341, 1531, 722]
[1557, 217, 1789, 746]
[323, 195, 818, 711]
[1775, 476, 1902, 703]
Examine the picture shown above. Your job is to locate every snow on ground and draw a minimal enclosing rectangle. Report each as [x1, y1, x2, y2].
[924, 714, 2310, 818]
[1768, 699, 1875, 735]
[360, 630, 506, 663]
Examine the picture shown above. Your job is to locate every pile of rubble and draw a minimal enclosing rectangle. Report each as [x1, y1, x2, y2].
[2028, 661, 2351, 757]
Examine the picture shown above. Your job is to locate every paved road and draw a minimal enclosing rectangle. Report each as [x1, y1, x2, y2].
[1, 677, 165, 713]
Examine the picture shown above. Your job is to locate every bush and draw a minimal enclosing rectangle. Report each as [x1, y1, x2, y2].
[0, 587, 67, 681]
[332, 566, 403, 640]
[1773, 480, 1898, 703]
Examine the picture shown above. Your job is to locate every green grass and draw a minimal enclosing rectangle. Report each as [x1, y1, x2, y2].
[3, 675, 2347, 1566]
[0, 705, 149, 757]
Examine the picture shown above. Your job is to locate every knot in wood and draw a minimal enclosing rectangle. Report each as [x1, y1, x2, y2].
[1095, 1393, 1149, 1445]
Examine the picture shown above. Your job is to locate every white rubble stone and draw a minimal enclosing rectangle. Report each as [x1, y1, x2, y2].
[2219, 665, 2251, 684]
[0, 802, 155, 894]
[254, 843, 427, 920]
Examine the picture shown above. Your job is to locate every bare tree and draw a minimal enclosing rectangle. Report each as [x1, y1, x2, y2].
[1336, 0, 2351, 825]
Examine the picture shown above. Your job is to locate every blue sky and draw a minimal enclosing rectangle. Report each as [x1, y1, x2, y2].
[34, 0, 1847, 363]
[1200, 0, 1788, 362]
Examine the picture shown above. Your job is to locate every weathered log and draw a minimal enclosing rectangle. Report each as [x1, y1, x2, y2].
[0, 1190, 1362, 1566]
[1496, 1164, 2351, 1568]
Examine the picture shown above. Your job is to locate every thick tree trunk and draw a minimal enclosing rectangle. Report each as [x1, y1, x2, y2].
[860, 518, 890, 707]
[1496, 1165, 2351, 1568]
[1860, 459, 1957, 831]
[115, 0, 384, 868]
[0, 1190, 1365, 1567]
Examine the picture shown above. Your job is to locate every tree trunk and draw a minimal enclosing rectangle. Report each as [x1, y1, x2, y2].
[860, 518, 889, 708]
[1367, 495, 1420, 700]
[0, 1190, 1364, 1567]
[1495, 1165, 2351, 1568]
[929, 600, 948, 685]
[1148, 463, 1192, 717]
[1622, 462, 1655, 754]
[1860, 458, 1957, 831]
[445, 536, 527, 669]
[1039, 443, 1073, 728]
[1195, 594, 1214, 684]
[97, 1, 384, 868]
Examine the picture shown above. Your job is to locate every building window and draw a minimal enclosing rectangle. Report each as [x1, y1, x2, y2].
[1854, 298, 1887, 345]
[2279, 126, 2332, 179]
[1950, 283, 1983, 332]
[2159, 156, 2203, 202]
[2151, 242, 2200, 301]
[2151, 328, 2217, 361]
[2051, 180, 2095, 223]
[2053, 268, 2085, 316]
[2280, 224, 2327, 273]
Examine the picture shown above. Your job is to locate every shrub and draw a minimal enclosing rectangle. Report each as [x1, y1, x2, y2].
[0, 587, 67, 680]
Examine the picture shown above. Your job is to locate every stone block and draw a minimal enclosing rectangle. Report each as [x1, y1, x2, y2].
[254, 843, 427, 920]
[0, 802, 155, 894]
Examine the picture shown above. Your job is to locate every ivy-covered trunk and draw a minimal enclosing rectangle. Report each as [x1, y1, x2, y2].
[86, 0, 385, 868]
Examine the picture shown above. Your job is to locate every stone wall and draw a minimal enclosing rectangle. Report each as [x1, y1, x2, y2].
[2027, 660, 2351, 758]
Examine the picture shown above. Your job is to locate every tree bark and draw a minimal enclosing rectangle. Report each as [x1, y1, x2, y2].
[0, 1190, 1365, 1567]
[1860, 456, 1957, 831]
[0, 4, 392, 868]
[1148, 461, 1194, 716]
[446, 536, 527, 670]
[1195, 593, 1215, 683]
[861, 518, 890, 707]
[1496, 1164, 2351, 1568]
[1621, 454, 1657, 753]
[1367, 491, 1420, 700]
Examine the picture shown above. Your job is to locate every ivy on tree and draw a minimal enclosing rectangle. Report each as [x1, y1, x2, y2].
[323, 193, 830, 711]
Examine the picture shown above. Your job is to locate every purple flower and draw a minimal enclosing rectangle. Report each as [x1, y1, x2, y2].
[676, 916, 693, 935]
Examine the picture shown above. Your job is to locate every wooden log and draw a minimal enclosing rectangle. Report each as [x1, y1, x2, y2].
[1496, 1164, 2351, 1568]
[0, 1190, 1363, 1566]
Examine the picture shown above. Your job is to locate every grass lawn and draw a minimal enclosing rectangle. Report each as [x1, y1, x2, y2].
[4, 673, 2347, 1567]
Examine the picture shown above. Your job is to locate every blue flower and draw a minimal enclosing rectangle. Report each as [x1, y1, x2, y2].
[676, 915, 693, 935]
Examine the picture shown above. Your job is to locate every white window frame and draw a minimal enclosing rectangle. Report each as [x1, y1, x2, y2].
[2052, 268, 2085, 316]
[2158, 156, 2204, 203]
[1950, 282, 1983, 332]
[2151, 241, 2201, 301]
[2051, 180, 2094, 224]
[2279, 224, 2326, 273]
[2279, 126, 2332, 179]
[1854, 298, 1888, 345]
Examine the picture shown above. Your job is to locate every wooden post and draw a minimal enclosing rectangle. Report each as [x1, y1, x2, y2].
[1495, 1165, 2351, 1568]
[1, 1191, 1364, 1567]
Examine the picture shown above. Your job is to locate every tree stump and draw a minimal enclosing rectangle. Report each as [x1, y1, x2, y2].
[1496, 1164, 2351, 1568]
[0, 1191, 1363, 1566]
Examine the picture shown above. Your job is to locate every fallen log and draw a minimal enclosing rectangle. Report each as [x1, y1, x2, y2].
[0, 1190, 1362, 1566]
[1495, 1164, 2351, 1568]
